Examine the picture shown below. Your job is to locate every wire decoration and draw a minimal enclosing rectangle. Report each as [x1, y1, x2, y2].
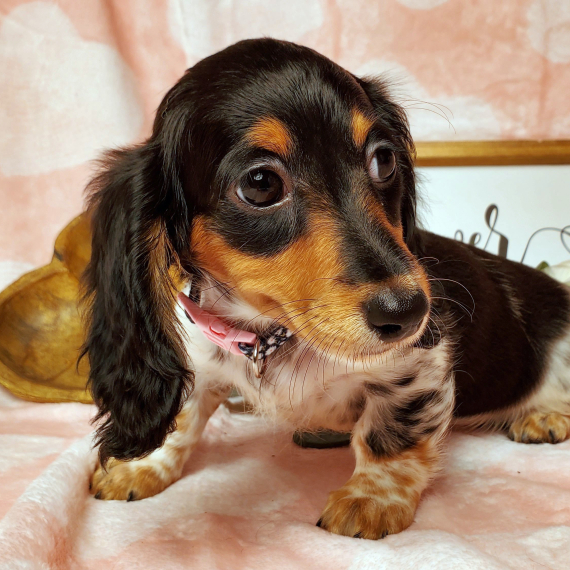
[454, 204, 570, 264]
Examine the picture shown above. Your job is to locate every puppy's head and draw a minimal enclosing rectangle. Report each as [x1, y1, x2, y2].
[84, 39, 429, 464]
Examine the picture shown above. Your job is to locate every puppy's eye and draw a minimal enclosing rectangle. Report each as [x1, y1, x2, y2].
[237, 169, 285, 207]
[368, 148, 396, 182]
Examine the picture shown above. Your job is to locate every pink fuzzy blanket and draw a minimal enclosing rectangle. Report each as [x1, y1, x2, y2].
[1, 381, 570, 569]
[1, 0, 570, 566]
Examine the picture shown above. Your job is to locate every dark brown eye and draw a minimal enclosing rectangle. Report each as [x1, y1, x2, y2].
[368, 148, 396, 182]
[237, 169, 285, 207]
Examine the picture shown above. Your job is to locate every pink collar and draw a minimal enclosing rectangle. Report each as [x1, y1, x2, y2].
[177, 292, 257, 356]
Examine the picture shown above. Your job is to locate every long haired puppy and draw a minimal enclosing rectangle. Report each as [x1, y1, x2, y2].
[84, 39, 570, 539]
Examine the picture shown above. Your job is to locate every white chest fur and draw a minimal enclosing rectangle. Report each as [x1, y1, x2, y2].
[176, 293, 453, 432]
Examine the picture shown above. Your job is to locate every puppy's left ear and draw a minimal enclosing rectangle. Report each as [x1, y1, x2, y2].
[82, 85, 196, 465]
[357, 77, 422, 253]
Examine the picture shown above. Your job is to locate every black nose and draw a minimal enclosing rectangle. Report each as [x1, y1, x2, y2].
[365, 289, 429, 342]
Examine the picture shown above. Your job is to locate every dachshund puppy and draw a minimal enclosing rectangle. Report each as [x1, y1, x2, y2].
[84, 38, 570, 539]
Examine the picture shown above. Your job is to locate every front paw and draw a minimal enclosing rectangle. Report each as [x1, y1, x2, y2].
[317, 481, 417, 539]
[90, 458, 171, 501]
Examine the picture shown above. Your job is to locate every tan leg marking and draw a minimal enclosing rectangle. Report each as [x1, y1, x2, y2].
[508, 411, 570, 444]
[90, 388, 228, 501]
[318, 437, 439, 539]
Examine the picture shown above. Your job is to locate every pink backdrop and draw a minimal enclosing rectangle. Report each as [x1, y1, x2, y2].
[1, 0, 569, 268]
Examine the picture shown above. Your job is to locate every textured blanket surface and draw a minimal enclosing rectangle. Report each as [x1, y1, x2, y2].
[2, 385, 570, 570]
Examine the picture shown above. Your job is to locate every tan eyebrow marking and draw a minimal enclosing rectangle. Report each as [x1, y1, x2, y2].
[351, 108, 374, 148]
[246, 117, 294, 158]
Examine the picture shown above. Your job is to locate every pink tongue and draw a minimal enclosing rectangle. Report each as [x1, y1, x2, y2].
[177, 292, 257, 356]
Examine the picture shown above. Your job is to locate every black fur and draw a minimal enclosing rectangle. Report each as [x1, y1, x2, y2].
[365, 382, 394, 397]
[365, 389, 445, 459]
[418, 232, 570, 416]
[366, 425, 417, 458]
[394, 390, 442, 426]
[394, 376, 416, 387]
[82, 103, 195, 464]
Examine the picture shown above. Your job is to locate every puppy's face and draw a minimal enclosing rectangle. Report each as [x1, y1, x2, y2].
[179, 40, 430, 360]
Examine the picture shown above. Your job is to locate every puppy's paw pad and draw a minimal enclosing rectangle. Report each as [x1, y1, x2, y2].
[90, 458, 169, 501]
[317, 487, 415, 540]
[508, 412, 570, 444]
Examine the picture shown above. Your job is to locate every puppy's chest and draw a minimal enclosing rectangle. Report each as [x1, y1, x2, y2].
[183, 314, 450, 430]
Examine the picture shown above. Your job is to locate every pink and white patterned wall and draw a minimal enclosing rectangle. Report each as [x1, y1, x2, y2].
[1, 0, 569, 269]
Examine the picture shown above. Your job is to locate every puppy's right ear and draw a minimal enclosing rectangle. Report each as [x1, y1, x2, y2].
[82, 127, 193, 466]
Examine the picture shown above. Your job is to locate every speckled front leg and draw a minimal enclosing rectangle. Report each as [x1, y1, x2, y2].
[318, 375, 454, 539]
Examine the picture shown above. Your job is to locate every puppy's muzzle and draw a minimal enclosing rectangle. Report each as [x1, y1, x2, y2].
[364, 288, 429, 343]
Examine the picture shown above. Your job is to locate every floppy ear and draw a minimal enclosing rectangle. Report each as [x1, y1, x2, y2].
[82, 110, 194, 465]
[357, 77, 422, 254]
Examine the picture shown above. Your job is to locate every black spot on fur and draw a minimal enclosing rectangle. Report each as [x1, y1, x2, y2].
[394, 376, 415, 387]
[395, 390, 441, 427]
[365, 382, 393, 397]
[347, 393, 366, 424]
[400, 390, 440, 416]
[365, 423, 417, 458]
[420, 424, 438, 436]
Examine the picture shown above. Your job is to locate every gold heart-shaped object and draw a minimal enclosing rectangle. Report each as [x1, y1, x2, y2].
[0, 214, 92, 403]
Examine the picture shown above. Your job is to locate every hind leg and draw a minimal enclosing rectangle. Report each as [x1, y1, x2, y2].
[508, 412, 570, 444]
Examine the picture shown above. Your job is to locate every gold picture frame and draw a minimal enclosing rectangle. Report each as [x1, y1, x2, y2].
[415, 140, 570, 167]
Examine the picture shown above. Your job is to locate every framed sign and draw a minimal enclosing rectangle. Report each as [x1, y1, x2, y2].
[415, 141, 570, 167]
